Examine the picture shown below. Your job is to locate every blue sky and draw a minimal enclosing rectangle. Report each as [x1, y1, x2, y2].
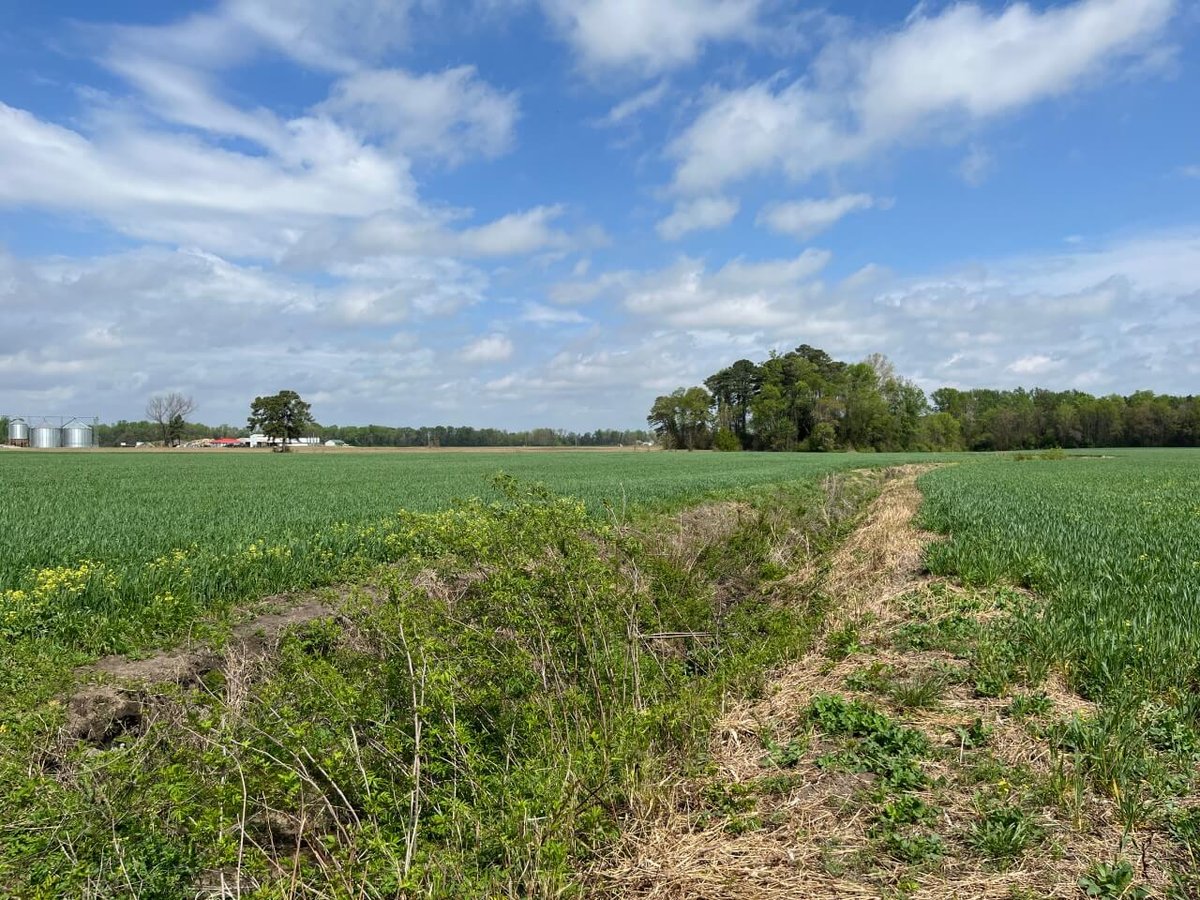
[1, 0, 1198, 429]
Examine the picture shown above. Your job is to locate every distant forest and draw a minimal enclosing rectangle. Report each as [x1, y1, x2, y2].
[648, 344, 1200, 452]
[71, 421, 651, 449]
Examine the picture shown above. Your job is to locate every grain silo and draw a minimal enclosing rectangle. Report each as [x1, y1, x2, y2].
[62, 419, 94, 449]
[30, 422, 62, 449]
[6, 417, 29, 447]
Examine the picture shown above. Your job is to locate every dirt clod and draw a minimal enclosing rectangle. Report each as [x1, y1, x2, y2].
[65, 686, 144, 744]
[63, 596, 336, 747]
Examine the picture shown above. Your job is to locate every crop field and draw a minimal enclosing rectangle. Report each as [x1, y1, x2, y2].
[2, 447, 1200, 897]
[0, 448, 957, 657]
[920, 450, 1200, 706]
[913, 449, 1200, 893]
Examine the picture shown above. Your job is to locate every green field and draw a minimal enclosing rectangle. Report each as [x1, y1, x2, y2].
[920, 451, 1200, 704]
[3, 447, 1200, 897]
[911, 449, 1200, 894]
[0, 449, 956, 655]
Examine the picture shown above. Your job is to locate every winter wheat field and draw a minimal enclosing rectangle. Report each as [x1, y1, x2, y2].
[1, 448, 1199, 898]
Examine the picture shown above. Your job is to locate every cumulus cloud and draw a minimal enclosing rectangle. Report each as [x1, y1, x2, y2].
[656, 196, 740, 240]
[4, 230, 1200, 428]
[670, 0, 1176, 193]
[1, 0, 1194, 435]
[5, 2, 528, 263]
[521, 302, 591, 325]
[0, 245, 504, 421]
[285, 205, 584, 272]
[460, 333, 515, 363]
[536, 230, 1200, 401]
[757, 194, 879, 239]
[540, 0, 760, 75]
[559, 249, 835, 331]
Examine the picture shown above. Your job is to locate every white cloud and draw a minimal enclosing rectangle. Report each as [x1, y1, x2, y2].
[224, 0, 414, 71]
[4, 230, 1200, 429]
[540, 0, 760, 75]
[16, 2, 529, 265]
[757, 194, 878, 239]
[319, 66, 520, 164]
[0, 102, 412, 257]
[656, 196, 740, 240]
[460, 333, 515, 363]
[292, 205, 582, 269]
[1007, 354, 1061, 375]
[458, 206, 573, 256]
[596, 80, 671, 127]
[100, 55, 282, 148]
[620, 250, 833, 330]
[108, 0, 416, 75]
[670, 0, 1176, 193]
[521, 302, 591, 325]
[531, 230, 1200, 403]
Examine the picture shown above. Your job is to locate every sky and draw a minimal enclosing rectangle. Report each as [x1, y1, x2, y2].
[1, 0, 1198, 430]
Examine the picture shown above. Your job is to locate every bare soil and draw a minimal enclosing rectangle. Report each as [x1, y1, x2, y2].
[64, 596, 335, 746]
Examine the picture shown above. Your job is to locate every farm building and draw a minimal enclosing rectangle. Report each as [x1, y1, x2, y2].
[245, 434, 321, 447]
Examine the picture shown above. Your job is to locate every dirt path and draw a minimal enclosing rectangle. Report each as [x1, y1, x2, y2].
[591, 468, 1177, 899]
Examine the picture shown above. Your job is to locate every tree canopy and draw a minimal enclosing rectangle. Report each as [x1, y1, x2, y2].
[651, 346, 1200, 452]
[248, 390, 315, 449]
[145, 392, 196, 447]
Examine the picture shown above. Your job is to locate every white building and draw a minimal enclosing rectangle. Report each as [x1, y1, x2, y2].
[244, 434, 321, 447]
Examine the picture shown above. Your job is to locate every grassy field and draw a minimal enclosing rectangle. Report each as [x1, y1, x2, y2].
[2, 447, 1199, 897]
[920, 450, 1200, 706]
[917, 450, 1200, 852]
[0, 451, 905, 898]
[0, 448, 956, 656]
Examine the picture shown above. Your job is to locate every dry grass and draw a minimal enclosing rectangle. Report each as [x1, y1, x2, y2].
[589, 467, 1180, 899]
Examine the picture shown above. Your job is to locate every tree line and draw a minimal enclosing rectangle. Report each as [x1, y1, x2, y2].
[648, 344, 1200, 451]
[72, 420, 649, 448]
[5, 387, 651, 448]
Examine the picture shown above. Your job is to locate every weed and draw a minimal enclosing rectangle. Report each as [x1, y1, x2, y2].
[760, 733, 809, 768]
[807, 694, 930, 790]
[825, 621, 862, 660]
[879, 829, 943, 865]
[846, 660, 893, 693]
[875, 795, 937, 829]
[1078, 860, 1149, 899]
[889, 671, 946, 710]
[1008, 692, 1053, 718]
[1167, 805, 1200, 851]
[966, 805, 1043, 860]
[952, 717, 992, 749]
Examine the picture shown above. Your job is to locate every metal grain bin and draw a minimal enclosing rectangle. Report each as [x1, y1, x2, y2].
[7, 417, 28, 445]
[30, 424, 62, 449]
[62, 419, 93, 449]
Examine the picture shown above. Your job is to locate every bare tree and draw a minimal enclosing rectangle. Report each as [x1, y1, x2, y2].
[146, 392, 196, 446]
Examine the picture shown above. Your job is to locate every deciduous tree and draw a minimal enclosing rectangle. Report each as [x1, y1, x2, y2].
[146, 392, 196, 447]
[248, 390, 315, 450]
